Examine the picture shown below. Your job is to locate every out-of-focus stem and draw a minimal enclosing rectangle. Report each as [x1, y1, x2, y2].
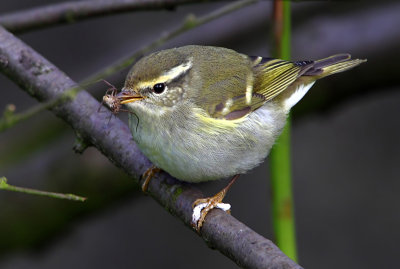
[269, 0, 298, 262]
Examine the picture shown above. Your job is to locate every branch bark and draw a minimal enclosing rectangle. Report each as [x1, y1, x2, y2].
[0, 0, 231, 33]
[0, 25, 302, 269]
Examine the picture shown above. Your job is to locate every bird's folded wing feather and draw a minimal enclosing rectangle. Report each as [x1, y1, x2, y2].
[206, 57, 313, 120]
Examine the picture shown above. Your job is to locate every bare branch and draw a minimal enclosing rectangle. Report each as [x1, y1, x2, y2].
[0, 0, 229, 33]
[0, 25, 302, 269]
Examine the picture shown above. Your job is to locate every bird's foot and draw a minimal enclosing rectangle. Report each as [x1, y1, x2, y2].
[191, 194, 231, 232]
[141, 165, 161, 192]
[191, 175, 239, 232]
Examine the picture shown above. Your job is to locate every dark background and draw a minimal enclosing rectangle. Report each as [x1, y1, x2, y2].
[0, 1, 399, 268]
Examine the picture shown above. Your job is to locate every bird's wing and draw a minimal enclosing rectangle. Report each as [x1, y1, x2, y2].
[249, 57, 315, 109]
[205, 56, 314, 120]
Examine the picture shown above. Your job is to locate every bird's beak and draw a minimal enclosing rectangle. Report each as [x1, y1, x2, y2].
[116, 89, 143, 104]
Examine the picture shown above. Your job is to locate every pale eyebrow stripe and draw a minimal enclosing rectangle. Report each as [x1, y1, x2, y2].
[136, 59, 193, 89]
[163, 59, 193, 81]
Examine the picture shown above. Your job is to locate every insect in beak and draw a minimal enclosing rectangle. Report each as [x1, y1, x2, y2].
[98, 80, 122, 114]
[102, 93, 121, 113]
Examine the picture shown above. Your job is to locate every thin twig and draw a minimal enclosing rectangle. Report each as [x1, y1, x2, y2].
[0, 0, 228, 33]
[0, 22, 302, 269]
[82, 0, 258, 84]
[0, 177, 86, 202]
[0, 85, 80, 132]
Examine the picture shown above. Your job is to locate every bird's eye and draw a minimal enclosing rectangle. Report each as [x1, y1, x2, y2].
[153, 83, 166, 94]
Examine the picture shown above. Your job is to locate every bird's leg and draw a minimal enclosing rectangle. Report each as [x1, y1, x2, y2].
[191, 175, 239, 232]
[141, 165, 161, 192]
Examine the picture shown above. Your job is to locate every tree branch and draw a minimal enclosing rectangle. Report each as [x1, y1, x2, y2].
[0, 25, 302, 269]
[0, 0, 229, 33]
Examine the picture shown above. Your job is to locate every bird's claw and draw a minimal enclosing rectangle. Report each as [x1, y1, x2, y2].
[191, 197, 231, 232]
[141, 165, 161, 192]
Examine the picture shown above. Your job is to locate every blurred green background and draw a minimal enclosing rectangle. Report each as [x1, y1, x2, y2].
[0, 1, 399, 268]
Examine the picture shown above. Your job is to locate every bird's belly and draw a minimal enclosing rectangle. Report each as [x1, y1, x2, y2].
[129, 103, 286, 183]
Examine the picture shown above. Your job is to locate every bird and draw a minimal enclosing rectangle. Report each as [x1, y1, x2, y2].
[112, 45, 366, 231]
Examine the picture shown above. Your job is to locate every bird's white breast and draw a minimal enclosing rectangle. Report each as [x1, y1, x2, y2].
[127, 101, 287, 183]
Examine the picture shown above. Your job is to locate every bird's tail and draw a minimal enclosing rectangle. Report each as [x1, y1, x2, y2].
[278, 54, 366, 111]
[303, 54, 367, 78]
